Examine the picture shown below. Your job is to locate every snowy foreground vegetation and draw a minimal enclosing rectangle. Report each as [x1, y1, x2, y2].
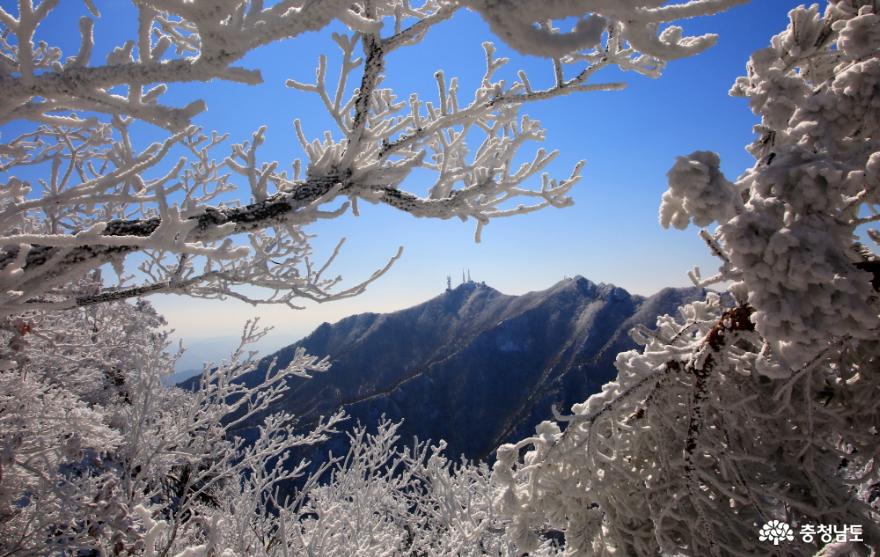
[1, 0, 878, 555]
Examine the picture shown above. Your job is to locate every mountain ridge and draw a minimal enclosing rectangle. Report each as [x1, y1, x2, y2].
[207, 276, 705, 461]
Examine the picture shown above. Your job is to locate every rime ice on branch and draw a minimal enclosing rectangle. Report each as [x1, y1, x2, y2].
[496, 3, 880, 555]
[0, 0, 744, 314]
[0, 285, 346, 555]
[1, 1, 765, 555]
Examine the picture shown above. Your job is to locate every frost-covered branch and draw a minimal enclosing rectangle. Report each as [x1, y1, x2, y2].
[0, 288, 347, 556]
[1, 0, 746, 312]
[660, 2, 880, 367]
[497, 3, 880, 554]
[496, 293, 879, 554]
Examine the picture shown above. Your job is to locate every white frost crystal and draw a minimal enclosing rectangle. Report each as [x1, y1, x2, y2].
[496, 2, 880, 555]
[660, 150, 741, 229]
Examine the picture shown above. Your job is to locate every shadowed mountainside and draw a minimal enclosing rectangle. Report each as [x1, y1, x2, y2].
[208, 277, 705, 461]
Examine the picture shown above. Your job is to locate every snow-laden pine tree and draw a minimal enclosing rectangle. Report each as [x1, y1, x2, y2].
[495, 2, 880, 555]
[0, 0, 753, 554]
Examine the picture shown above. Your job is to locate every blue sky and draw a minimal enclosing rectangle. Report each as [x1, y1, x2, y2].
[10, 1, 810, 355]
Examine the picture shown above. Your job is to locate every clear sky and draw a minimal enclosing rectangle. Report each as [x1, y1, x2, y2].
[11, 1, 813, 356]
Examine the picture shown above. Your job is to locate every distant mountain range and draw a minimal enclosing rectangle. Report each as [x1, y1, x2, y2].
[168, 333, 292, 385]
[200, 277, 705, 461]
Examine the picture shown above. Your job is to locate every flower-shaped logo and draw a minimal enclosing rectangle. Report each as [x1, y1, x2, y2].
[758, 520, 794, 545]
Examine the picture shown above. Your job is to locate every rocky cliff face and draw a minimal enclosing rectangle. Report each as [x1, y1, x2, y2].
[224, 277, 704, 460]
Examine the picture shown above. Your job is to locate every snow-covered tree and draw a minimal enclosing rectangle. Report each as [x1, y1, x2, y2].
[0, 0, 758, 555]
[0, 285, 345, 555]
[0, 0, 745, 313]
[496, 2, 880, 555]
[280, 419, 534, 556]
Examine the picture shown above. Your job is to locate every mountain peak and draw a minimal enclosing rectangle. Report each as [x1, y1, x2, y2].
[546, 275, 630, 300]
[438, 279, 499, 306]
[225, 276, 708, 464]
[446, 279, 491, 292]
